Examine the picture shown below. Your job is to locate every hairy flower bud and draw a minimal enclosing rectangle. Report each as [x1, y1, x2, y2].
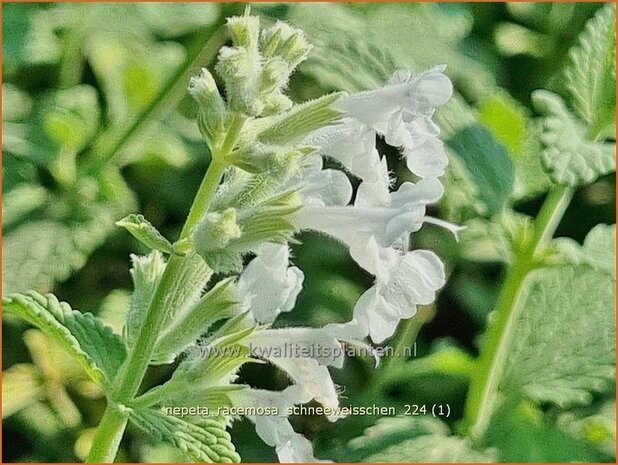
[188, 68, 227, 147]
[227, 14, 260, 50]
[193, 208, 242, 254]
[230, 143, 313, 179]
[259, 21, 312, 68]
[258, 57, 290, 95]
[216, 46, 262, 116]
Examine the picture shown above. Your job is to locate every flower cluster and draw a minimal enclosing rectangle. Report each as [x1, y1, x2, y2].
[135, 12, 455, 462]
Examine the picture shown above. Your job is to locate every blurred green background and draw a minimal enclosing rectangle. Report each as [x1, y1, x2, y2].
[2, 2, 615, 462]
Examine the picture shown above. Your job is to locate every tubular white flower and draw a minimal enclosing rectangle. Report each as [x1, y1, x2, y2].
[338, 65, 452, 127]
[295, 177, 444, 269]
[305, 117, 380, 181]
[228, 386, 327, 463]
[236, 243, 304, 324]
[334, 66, 452, 179]
[349, 237, 446, 343]
[246, 328, 342, 420]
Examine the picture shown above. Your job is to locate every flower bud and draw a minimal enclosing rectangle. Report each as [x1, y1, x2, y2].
[227, 14, 260, 50]
[188, 68, 227, 146]
[260, 21, 312, 68]
[259, 57, 290, 95]
[261, 93, 293, 116]
[230, 143, 313, 179]
[279, 30, 312, 68]
[193, 208, 242, 254]
[216, 46, 262, 116]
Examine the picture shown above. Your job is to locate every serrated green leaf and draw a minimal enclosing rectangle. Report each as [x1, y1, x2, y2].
[2, 291, 126, 387]
[533, 91, 615, 187]
[565, 4, 616, 138]
[116, 213, 174, 254]
[503, 266, 616, 408]
[446, 124, 515, 216]
[129, 408, 240, 463]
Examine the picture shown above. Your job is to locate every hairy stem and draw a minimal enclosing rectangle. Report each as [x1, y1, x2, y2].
[87, 110, 245, 462]
[86, 404, 129, 462]
[462, 184, 573, 441]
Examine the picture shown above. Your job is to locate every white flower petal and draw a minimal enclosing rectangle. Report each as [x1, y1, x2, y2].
[228, 386, 327, 463]
[237, 244, 304, 324]
[296, 178, 442, 261]
[337, 66, 452, 126]
[351, 246, 446, 343]
[355, 156, 391, 207]
[403, 138, 448, 178]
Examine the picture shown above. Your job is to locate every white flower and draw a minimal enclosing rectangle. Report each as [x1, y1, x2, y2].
[338, 66, 452, 128]
[237, 243, 304, 324]
[247, 328, 342, 420]
[305, 117, 382, 182]
[336, 66, 452, 179]
[297, 154, 353, 207]
[228, 386, 328, 463]
[350, 237, 446, 343]
[295, 177, 444, 269]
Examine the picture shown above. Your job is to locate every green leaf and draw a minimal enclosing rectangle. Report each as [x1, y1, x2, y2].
[125, 251, 167, 349]
[347, 417, 449, 461]
[129, 408, 241, 463]
[581, 224, 616, 276]
[446, 124, 515, 216]
[251, 92, 342, 145]
[2, 291, 127, 387]
[487, 396, 608, 462]
[2, 205, 121, 295]
[564, 4, 616, 138]
[42, 85, 101, 153]
[116, 213, 174, 254]
[153, 278, 241, 363]
[503, 265, 616, 408]
[558, 400, 616, 458]
[533, 91, 615, 187]
[2, 184, 48, 228]
[478, 92, 528, 156]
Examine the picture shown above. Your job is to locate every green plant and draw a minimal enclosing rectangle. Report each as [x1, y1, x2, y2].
[3, 3, 615, 463]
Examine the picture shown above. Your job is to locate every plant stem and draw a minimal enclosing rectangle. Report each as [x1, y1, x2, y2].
[181, 114, 245, 238]
[86, 404, 129, 462]
[462, 184, 573, 442]
[87, 112, 246, 462]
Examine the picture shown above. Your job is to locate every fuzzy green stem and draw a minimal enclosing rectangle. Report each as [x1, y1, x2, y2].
[86, 404, 129, 462]
[462, 184, 573, 441]
[181, 114, 246, 238]
[87, 109, 245, 462]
